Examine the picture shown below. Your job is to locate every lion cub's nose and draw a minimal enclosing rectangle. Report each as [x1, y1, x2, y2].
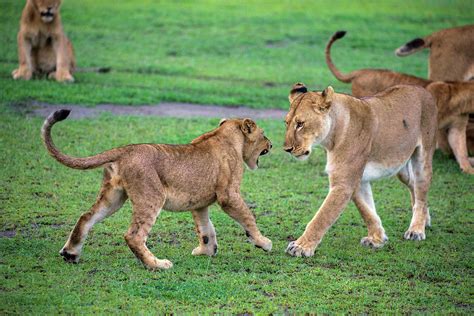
[284, 146, 293, 153]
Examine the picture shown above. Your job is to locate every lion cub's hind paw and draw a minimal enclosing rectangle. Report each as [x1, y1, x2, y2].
[192, 245, 218, 256]
[404, 230, 426, 241]
[59, 248, 80, 264]
[286, 240, 315, 257]
[147, 258, 173, 271]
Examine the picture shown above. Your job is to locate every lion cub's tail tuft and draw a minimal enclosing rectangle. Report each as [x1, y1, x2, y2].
[41, 110, 126, 170]
[325, 30, 355, 83]
[395, 38, 428, 57]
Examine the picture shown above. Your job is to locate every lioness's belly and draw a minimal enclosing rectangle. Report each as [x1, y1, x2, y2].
[362, 161, 407, 182]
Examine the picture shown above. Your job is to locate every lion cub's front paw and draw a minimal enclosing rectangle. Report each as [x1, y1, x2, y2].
[404, 229, 426, 241]
[192, 244, 218, 256]
[286, 239, 315, 257]
[50, 70, 74, 83]
[461, 166, 474, 175]
[360, 234, 388, 249]
[12, 68, 32, 80]
[146, 258, 173, 271]
[255, 236, 272, 252]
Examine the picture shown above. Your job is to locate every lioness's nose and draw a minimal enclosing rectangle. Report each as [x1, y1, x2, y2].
[284, 146, 293, 153]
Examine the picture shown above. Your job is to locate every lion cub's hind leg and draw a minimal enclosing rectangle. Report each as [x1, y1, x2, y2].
[191, 207, 218, 256]
[60, 167, 127, 263]
[123, 172, 172, 270]
[447, 116, 474, 174]
[352, 182, 388, 248]
[404, 146, 434, 241]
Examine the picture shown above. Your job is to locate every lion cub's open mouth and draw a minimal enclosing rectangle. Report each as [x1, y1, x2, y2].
[40, 12, 54, 22]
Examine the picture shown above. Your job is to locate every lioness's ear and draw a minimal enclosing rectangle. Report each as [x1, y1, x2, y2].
[320, 86, 334, 112]
[219, 118, 228, 126]
[241, 118, 257, 134]
[289, 82, 308, 103]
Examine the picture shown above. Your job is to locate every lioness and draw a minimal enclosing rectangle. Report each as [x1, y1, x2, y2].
[12, 0, 75, 82]
[395, 25, 474, 82]
[426, 81, 474, 174]
[41, 110, 273, 269]
[325, 31, 431, 98]
[284, 83, 437, 257]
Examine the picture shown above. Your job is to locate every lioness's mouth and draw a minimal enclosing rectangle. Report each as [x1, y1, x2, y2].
[41, 12, 54, 18]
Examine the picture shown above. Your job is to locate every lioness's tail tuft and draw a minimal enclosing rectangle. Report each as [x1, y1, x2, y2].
[395, 38, 427, 56]
[325, 30, 354, 83]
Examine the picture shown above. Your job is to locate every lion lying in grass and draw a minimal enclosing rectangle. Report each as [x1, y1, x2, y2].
[41, 110, 272, 270]
[284, 83, 437, 257]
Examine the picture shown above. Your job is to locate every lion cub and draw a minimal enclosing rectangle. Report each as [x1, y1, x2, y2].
[42, 110, 272, 270]
[12, 0, 75, 82]
[284, 83, 437, 257]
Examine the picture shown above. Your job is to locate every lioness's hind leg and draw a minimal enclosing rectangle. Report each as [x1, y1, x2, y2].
[60, 169, 127, 263]
[191, 207, 218, 256]
[404, 146, 433, 241]
[447, 117, 474, 174]
[352, 182, 388, 248]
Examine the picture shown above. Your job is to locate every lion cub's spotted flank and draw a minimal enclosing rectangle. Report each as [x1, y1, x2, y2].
[42, 110, 272, 270]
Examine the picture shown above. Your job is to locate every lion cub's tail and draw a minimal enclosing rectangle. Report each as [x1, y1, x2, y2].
[325, 31, 355, 83]
[395, 36, 430, 57]
[75, 67, 112, 73]
[41, 110, 126, 170]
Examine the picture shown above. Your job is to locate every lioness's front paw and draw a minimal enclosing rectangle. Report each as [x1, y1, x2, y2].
[12, 68, 32, 80]
[286, 239, 315, 257]
[404, 229, 425, 241]
[59, 247, 80, 263]
[360, 234, 388, 249]
[147, 258, 173, 271]
[192, 244, 218, 256]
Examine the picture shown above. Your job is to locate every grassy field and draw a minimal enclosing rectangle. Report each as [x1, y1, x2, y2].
[1, 0, 473, 314]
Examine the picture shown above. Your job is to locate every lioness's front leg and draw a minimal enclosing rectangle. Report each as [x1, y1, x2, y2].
[51, 36, 74, 83]
[191, 207, 218, 256]
[286, 185, 354, 257]
[447, 117, 474, 174]
[217, 193, 272, 251]
[12, 34, 33, 80]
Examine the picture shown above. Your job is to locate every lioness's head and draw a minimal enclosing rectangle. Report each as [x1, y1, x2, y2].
[283, 83, 334, 160]
[31, 0, 61, 23]
[219, 118, 272, 170]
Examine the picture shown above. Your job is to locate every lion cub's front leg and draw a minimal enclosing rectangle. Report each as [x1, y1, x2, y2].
[217, 193, 272, 252]
[191, 207, 218, 256]
[50, 36, 74, 83]
[12, 34, 33, 80]
[286, 185, 354, 257]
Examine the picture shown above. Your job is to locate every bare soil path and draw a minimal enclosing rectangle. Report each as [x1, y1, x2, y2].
[23, 101, 287, 120]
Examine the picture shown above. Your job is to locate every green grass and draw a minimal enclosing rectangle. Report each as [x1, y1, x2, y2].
[1, 0, 473, 108]
[1, 0, 473, 314]
[0, 106, 473, 314]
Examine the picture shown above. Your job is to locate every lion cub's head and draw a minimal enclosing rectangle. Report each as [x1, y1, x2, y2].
[219, 118, 272, 170]
[31, 0, 62, 23]
[284, 83, 334, 160]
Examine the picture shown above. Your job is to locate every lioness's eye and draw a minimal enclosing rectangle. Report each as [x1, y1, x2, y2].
[296, 121, 304, 129]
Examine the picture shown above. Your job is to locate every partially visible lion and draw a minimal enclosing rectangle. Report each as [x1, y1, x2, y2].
[41, 110, 273, 270]
[284, 83, 437, 257]
[12, 0, 75, 82]
[395, 25, 474, 82]
[426, 81, 474, 174]
[325, 30, 431, 98]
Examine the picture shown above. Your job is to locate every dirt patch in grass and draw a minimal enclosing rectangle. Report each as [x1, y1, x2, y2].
[21, 101, 287, 120]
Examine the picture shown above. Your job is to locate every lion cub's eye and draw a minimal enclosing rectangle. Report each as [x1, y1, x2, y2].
[296, 121, 304, 129]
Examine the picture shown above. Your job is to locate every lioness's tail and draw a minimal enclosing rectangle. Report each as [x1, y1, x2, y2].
[395, 36, 430, 57]
[41, 109, 126, 170]
[75, 67, 111, 73]
[325, 31, 355, 83]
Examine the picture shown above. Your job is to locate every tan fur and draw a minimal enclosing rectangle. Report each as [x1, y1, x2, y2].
[283, 83, 437, 257]
[41, 110, 272, 270]
[12, 0, 75, 82]
[395, 25, 474, 82]
[325, 31, 431, 98]
[427, 81, 474, 174]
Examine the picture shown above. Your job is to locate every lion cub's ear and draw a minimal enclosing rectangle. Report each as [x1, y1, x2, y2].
[289, 82, 308, 103]
[241, 118, 257, 134]
[319, 86, 334, 112]
[219, 118, 228, 126]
